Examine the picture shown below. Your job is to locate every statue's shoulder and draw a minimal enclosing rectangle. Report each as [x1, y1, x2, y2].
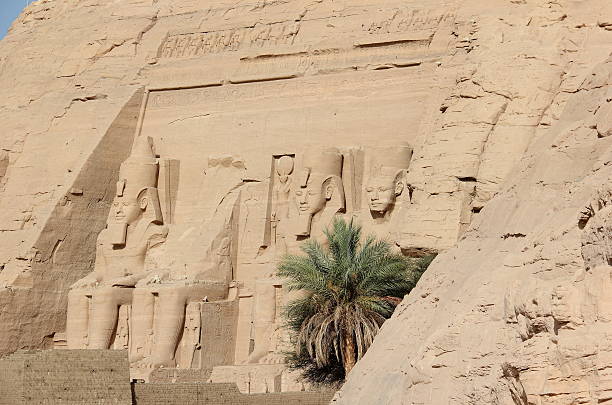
[97, 228, 109, 244]
[145, 223, 169, 249]
[152, 223, 169, 238]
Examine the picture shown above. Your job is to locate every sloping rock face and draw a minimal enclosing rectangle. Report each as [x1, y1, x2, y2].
[334, 2, 612, 404]
[0, 0, 610, 402]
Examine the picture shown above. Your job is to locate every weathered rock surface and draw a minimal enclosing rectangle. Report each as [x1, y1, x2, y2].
[333, 1, 612, 403]
[0, 0, 610, 402]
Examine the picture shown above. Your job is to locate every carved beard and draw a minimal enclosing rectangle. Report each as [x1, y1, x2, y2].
[295, 211, 313, 237]
[107, 222, 128, 246]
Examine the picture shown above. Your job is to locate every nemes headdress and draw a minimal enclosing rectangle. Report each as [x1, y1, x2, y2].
[107, 136, 163, 244]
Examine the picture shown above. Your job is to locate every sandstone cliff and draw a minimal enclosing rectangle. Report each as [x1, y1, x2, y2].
[334, 1, 612, 404]
[0, 0, 610, 403]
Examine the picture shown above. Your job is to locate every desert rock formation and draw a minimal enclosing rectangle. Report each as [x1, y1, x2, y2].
[333, 1, 612, 404]
[0, 0, 610, 402]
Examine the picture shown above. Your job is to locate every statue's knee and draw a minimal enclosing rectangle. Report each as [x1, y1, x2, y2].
[133, 288, 151, 299]
[159, 289, 186, 306]
[93, 287, 115, 303]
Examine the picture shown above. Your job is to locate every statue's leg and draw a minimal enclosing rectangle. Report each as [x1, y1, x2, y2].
[66, 289, 89, 349]
[131, 288, 155, 361]
[89, 286, 133, 349]
[150, 287, 187, 367]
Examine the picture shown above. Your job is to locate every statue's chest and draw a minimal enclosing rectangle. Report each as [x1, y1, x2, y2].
[101, 237, 149, 277]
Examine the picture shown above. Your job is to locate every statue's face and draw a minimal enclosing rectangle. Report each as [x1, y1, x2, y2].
[295, 174, 327, 215]
[111, 195, 142, 224]
[109, 179, 144, 224]
[366, 176, 397, 213]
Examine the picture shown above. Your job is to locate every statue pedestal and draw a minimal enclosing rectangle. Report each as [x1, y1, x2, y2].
[129, 366, 213, 383]
[130, 366, 155, 382]
[208, 364, 305, 394]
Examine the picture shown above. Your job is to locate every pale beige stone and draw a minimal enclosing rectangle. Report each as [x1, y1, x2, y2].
[0, 0, 610, 400]
[333, 3, 612, 401]
[66, 135, 169, 350]
[293, 147, 345, 238]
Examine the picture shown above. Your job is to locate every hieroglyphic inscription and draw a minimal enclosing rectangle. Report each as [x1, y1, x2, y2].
[148, 37, 432, 98]
[159, 22, 300, 59]
[148, 78, 301, 111]
[233, 40, 429, 81]
[366, 9, 455, 34]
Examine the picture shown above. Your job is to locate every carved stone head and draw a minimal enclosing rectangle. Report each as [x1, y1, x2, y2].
[294, 148, 345, 236]
[107, 136, 162, 245]
[366, 145, 413, 214]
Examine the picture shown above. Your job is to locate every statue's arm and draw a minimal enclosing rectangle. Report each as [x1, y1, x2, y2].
[92, 234, 107, 281]
[147, 225, 169, 250]
[110, 274, 142, 287]
[70, 235, 105, 288]
[122, 225, 170, 287]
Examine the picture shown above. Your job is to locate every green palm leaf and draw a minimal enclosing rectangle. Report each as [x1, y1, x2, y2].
[278, 217, 435, 385]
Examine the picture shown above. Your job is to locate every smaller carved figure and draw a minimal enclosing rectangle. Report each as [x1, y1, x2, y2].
[247, 279, 282, 364]
[178, 302, 202, 369]
[271, 155, 294, 257]
[113, 306, 130, 350]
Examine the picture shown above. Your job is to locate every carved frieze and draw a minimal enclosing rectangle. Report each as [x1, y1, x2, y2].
[158, 22, 300, 59]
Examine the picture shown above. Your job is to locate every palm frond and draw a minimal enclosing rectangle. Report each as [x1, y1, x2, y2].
[277, 217, 435, 384]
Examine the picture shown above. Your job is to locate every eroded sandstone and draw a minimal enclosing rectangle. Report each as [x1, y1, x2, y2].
[0, 0, 610, 401]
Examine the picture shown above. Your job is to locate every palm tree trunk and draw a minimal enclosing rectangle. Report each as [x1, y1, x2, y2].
[343, 331, 357, 376]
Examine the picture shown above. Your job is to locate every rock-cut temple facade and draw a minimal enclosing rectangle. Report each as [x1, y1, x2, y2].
[0, 0, 611, 403]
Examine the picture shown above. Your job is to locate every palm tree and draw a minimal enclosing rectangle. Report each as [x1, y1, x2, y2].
[278, 217, 434, 384]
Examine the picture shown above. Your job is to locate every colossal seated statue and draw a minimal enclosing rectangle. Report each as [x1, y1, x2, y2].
[66, 143, 244, 374]
[66, 136, 168, 350]
[64, 140, 418, 385]
[130, 155, 243, 369]
[246, 148, 348, 366]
